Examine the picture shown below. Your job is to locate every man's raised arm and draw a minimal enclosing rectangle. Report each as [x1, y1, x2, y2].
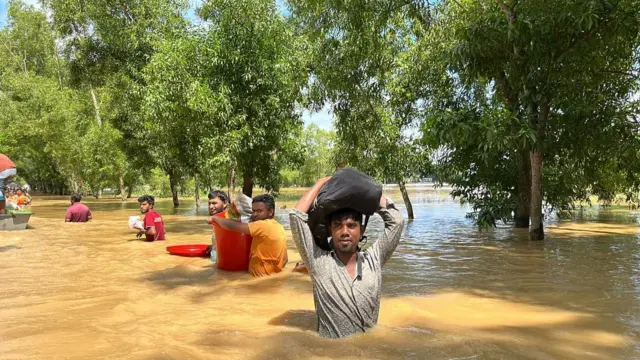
[290, 177, 331, 271]
[372, 196, 405, 266]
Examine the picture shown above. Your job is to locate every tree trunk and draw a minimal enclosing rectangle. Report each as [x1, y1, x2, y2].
[54, 44, 62, 87]
[169, 174, 180, 208]
[127, 185, 133, 199]
[90, 85, 102, 126]
[242, 173, 253, 198]
[22, 51, 27, 75]
[119, 176, 126, 201]
[42, 1, 63, 88]
[194, 174, 200, 207]
[515, 150, 531, 228]
[529, 101, 549, 241]
[529, 150, 544, 240]
[398, 181, 414, 221]
[227, 168, 236, 202]
[71, 178, 79, 193]
[80, 180, 88, 195]
[95, 188, 102, 199]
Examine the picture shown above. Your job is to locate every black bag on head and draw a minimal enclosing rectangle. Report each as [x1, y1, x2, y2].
[307, 168, 383, 251]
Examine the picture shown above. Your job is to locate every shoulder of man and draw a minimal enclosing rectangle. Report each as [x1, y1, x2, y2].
[248, 219, 276, 233]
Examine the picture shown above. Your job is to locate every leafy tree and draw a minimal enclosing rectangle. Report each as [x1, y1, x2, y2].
[287, 0, 432, 219]
[198, 0, 308, 197]
[280, 123, 335, 187]
[47, 0, 188, 198]
[139, 29, 230, 207]
[420, 0, 640, 238]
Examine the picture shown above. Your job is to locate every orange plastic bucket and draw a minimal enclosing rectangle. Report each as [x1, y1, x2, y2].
[212, 213, 252, 271]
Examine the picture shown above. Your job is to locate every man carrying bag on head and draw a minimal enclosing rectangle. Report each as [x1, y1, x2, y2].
[289, 168, 405, 338]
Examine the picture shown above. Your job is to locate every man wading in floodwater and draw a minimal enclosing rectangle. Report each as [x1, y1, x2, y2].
[289, 176, 404, 338]
[209, 194, 288, 277]
[136, 195, 166, 241]
[206, 190, 229, 261]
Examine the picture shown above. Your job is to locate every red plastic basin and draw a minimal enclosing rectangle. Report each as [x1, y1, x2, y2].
[213, 212, 253, 271]
[166, 244, 210, 257]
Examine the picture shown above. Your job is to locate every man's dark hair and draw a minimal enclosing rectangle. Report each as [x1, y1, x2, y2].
[253, 194, 275, 211]
[71, 193, 82, 203]
[138, 194, 155, 206]
[328, 208, 363, 225]
[208, 190, 229, 202]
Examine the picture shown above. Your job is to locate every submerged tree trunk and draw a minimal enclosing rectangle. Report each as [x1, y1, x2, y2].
[529, 101, 549, 241]
[242, 173, 253, 198]
[398, 180, 414, 221]
[119, 176, 126, 201]
[529, 150, 544, 240]
[169, 174, 180, 208]
[515, 150, 531, 228]
[194, 174, 200, 208]
[127, 184, 134, 199]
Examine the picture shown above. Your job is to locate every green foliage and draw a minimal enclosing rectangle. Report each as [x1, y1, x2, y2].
[3, 0, 640, 232]
[288, 0, 431, 215]
[280, 123, 335, 187]
[146, 168, 172, 197]
[197, 0, 308, 193]
[417, 0, 640, 226]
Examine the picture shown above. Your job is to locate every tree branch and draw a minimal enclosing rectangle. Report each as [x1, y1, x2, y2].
[449, 0, 465, 11]
[598, 69, 640, 80]
[496, 0, 516, 25]
[495, 70, 517, 110]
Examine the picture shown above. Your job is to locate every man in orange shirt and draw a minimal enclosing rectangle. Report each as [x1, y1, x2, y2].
[209, 194, 288, 277]
[0, 154, 17, 215]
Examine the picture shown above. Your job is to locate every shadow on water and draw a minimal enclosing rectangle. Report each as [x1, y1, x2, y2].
[141, 264, 313, 303]
[268, 310, 317, 331]
[0, 244, 19, 252]
[143, 264, 216, 289]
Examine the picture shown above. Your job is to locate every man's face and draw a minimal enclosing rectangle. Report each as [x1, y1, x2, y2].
[139, 201, 152, 214]
[330, 217, 363, 253]
[250, 202, 273, 222]
[208, 196, 227, 215]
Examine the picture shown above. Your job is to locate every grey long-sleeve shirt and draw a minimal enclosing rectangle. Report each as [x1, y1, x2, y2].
[289, 198, 405, 338]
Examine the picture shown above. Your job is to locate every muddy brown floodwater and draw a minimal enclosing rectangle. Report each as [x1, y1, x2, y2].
[1, 191, 639, 359]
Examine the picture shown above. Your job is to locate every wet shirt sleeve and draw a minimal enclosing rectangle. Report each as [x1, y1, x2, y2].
[143, 212, 154, 229]
[289, 209, 326, 272]
[371, 198, 405, 266]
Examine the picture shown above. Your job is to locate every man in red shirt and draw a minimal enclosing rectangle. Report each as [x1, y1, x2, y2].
[0, 154, 17, 215]
[65, 193, 92, 222]
[135, 195, 166, 241]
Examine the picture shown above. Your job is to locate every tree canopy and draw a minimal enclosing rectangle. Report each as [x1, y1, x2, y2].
[1, 0, 639, 240]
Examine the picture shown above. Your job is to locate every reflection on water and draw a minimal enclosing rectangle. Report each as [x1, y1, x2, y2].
[0, 192, 639, 359]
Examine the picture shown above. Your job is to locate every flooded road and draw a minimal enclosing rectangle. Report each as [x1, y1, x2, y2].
[1, 191, 639, 359]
